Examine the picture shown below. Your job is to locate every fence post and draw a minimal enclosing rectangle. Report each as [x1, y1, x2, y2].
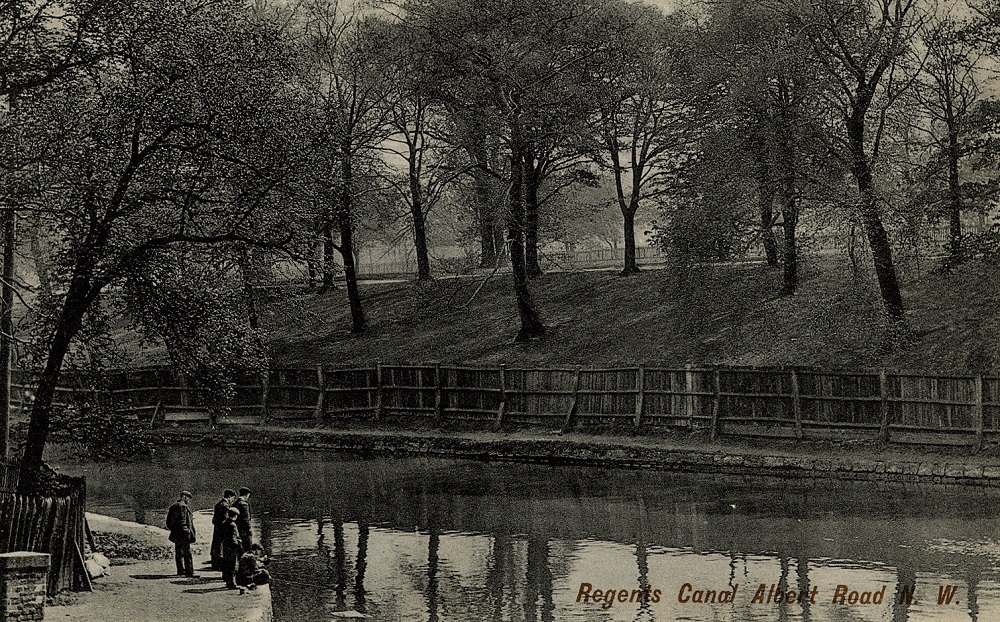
[633, 365, 645, 428]
[563, 366, 581, 432]
[496, 364, 507, 425]
[790, 369, 802, 440]
[434, 363, 443, 422]
[878, 369, 890, 444]
[374, 362, 384, 420]
[974, 374, 984, 454]
[314, 365, 326, 426]
[685, 363, 695, 428]
[710, 368, 721, 441]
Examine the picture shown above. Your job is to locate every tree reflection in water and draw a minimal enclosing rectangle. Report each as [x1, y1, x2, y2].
[58, 448, 1000, 622]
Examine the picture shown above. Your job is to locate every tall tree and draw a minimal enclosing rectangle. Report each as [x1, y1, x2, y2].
[908, 14, 990, 260]
[793, 0, 929, 319]
[296, 0, 397, 332]
[16, 0, 297, 489]
[405, 0, 604, 340]
[381, 31, 468, 281]
[593, 3, 693, 276]
[691, 0, 837, 294]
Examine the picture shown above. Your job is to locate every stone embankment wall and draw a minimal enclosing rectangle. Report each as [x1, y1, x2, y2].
[157, 428, 1000, 487]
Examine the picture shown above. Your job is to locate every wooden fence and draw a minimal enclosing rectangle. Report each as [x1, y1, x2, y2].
[16, 364, 1000, 450]
[0, 460, 88, 595]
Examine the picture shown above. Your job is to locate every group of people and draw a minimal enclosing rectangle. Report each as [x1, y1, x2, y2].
[165, 487, 270, 591]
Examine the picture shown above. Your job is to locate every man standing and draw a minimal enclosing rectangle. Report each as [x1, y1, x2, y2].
[165, 491, 196, 577]
[210, 489, 236, 570]
[221, 506, 243, 589]
[234, 487, 253, 548]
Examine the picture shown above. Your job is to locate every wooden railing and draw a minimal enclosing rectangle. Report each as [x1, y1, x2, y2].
[15, 364, 1000, 449]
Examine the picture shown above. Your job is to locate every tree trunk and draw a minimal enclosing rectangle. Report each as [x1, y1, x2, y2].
[237, 247, 259, 330]
[306, 257, 317, 289]
[776, 127, 799, 295]
[757, 168, 779, 267]
[18, 273, 92, 491]
[322, 226, 336, 289]
[621, 201, 639, 276]
[848, 114, 904, 319]
[524, 158, 542, 278]
[474, 173, 498, 268]
[0, 208, 12, 461]
[339, 153, 366, 334]
[780, 189, 799, 296]
[947, 129, 963, 258]
[409, 162, 432, 280]
[508, 129, 545, 342]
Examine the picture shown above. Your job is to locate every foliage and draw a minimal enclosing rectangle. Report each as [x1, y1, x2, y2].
[122, 246, 267, 412]
[29, 394, 154, 462]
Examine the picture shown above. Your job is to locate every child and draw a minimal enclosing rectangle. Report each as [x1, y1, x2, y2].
[237, 543, 271, 590]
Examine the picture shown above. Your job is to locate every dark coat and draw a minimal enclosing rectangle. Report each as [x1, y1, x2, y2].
[237, 552, 261, 584]
[166, 501, 196, 544]
[212, 498, 231, 526]
[234, 497, 251, 529]
[220, 518, 242, 554]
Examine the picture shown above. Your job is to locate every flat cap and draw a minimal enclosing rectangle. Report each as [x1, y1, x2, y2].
[180, 490, 193, 498]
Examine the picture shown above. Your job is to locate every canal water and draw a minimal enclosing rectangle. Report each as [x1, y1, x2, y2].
[54, 446, 1000, 622]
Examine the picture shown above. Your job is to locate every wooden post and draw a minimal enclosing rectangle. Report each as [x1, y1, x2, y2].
[685, 363, 695, 428]
[374, 362, 384, 420]
[878, 369, 890, 443]
[563, 366, 581, 432]
[974, 374, 984, 454]
[633, 365, 645, 428]
[74, 541, 93, 592]
[790, 369, 802, 440]
[151, 401, 163, 429]
[433, 363, 443, 422]
[315, 365, 326, 426]
[496, 364, 507, 425]
[710, 368, 721, 441]
[84, 516, 96, 554]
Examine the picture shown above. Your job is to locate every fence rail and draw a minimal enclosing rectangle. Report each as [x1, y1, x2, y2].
[17, 363, 1000, 450]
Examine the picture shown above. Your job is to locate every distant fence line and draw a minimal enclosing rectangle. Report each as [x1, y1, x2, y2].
[343, 223, 969, 277]
[12, 364, 1000, 450]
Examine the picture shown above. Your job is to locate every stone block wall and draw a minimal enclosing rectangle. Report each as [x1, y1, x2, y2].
[0, 552, 50, 622]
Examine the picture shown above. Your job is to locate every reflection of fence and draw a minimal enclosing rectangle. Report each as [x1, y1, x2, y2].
[26, 364, 1000, 449]
[0, 460, 88, 595]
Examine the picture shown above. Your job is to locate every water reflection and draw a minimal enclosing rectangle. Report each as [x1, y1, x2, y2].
[52, 447, 1000, 622]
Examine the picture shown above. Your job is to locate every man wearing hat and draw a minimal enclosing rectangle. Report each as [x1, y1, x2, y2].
[234, 487, 253, 548]
[220, 506, 243, 589]
[209, 489, 237, 569]
[165, 491, 196, 577]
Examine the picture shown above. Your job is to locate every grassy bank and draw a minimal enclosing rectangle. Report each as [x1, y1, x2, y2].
[120, 254, 1000, 373]
[251, 255, 1000, 373]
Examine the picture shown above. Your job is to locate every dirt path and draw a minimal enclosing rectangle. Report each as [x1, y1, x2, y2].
[48, 513, 271, 622]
